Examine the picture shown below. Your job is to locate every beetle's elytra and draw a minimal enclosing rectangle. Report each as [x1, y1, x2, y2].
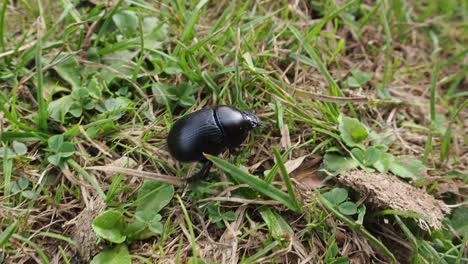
[167, 105, 259, 181]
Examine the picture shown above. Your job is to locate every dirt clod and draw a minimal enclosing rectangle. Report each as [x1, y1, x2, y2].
[337, 171, 450, 231]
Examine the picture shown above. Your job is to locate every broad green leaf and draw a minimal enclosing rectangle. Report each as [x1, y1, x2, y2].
[48, 135, 64, 151]
[58, 142, 75, 157]
[259, 207, 293, 240]
[48, 96, 79, 122]
[96, 97, 131, 113]
[322, 188, 348, 206]
[347, 70, 371, 88]
[21, 190, 37, 200]
[207, 155, 301, 212]
[52, 55, 81, 89]
[112, 11, 138, 37]
[207, 203, 223, 223]
[0, 141, 28, 158]
[369, 131, 396, 151]
[125, 220, 147, 240]
[101, 50, 138, 82]
[47, 154, 62, 165]
[135, 211, 154, 223]
[338, 201, 358, 215]
[223, 211, 236, 221]
[12, 141, 27, 156]
[148, 221, 163, 234]
[87, 77, 103, 99]
[92, 210, 126, 243]
[450, 207, 468, 238]
[142, 17, 167, 48]
[166, 83, 199, 107]
[322, 153, 358, 175]
[389, 157, 425, 180]
[373, 152, 394, 173]
[339, 115, 368, 148]
[363, 147, 381, 166]
[0, 147, 15, 158]
[350, 148, 365, 163]
[135, 182, 174, 219]
[17, 178, 29, 190]
[90, 244, 131, 264]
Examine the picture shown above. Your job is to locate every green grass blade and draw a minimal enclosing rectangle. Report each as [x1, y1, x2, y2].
[175, 194, 198, 261]
[2, 143, 12, 204]
[67, 159, 105, 199]
[13, 234, 50, 264]
[0, 0, 7, 53]
[318, 192, 396, 263]
[35, 35, 48, 132]
[273, 147, 301, 212]
[0, 222, 17, 247]
[182, 0, 209, 43]
[207, 155, 301, 212]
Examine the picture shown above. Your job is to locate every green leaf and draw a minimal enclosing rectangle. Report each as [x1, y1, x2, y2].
[17, 178, 29, 190]
[373, 152, 393, 173]
[21, 190, 37, 200]
[58, 142, 75, 157]
[322, 153, 358, 175]
[339, 115, 368, 148]
[87, 77, 103, 99]
[338, 201, 358, 215]
[322, 188, 348, 206]
[125, 220, 147, 240]
[0, 147, 15, 158]
[0, 222, 17, 247]
[12, 141, 27, 155]
[450, 207, 468, 238]
[96, 97, 131, 113]
[90, 244, 131, 264]
[357, 205, 366, 224]
[0, 141, 28, 158]
[166, 83, 199, 107]
[52, 55, 81, 89]
[350, 148, 365, 163]
[389, 157, 425, 180]
[207, 203, 222, 223]
[347, 70, 371, 88]
[259, 207, 293, 240]
[223, 211, 236, 221]
[148, 221, 163, 234]
[48, 95, 79, 122]
[363, 147, 381, 166]
[134, 211, 154, 223]
[135, 182, 174, 218]
[112, 10, 138, 37]
[142, 17, 167, 48]
[207, 155, 301, 212]
[48, 135, 64, 151]
[47, 154, 62, 165]
[92, 210, 126, 243]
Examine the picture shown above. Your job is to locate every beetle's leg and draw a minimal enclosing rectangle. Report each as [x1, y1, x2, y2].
[186, 160, 213, 182]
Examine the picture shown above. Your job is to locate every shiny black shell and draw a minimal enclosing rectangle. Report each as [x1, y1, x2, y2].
[167, 106, 258, 162]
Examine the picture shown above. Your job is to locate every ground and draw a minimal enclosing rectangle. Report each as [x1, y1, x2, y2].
[0, 0, 467, 263]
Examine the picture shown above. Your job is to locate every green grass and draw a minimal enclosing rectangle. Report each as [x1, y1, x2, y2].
[0, 0, 467, 263]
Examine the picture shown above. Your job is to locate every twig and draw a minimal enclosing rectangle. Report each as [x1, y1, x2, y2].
[86, 166, 185, 186]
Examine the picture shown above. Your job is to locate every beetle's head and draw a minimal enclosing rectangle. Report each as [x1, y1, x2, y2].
[242, 111, 260, 129]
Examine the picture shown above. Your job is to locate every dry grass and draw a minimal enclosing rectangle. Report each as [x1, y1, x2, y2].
[0, 0, 466, 263]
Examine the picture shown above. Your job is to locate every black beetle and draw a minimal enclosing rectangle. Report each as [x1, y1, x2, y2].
[167, 105, 259, 182]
